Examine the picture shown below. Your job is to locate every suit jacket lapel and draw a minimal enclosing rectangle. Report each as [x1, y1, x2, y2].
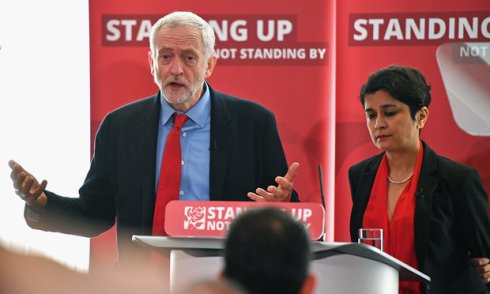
[350, 154, 382, 241]
[351, 143, 438, 270]
[209, 87, 233, 201]
[414, 142, 438, 269]
[136, 94, 161, 233]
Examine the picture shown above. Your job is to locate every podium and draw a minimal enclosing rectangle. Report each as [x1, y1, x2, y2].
[132, 236, 430, 294]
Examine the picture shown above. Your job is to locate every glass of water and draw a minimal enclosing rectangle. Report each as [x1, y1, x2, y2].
[358, 228, 383, 251]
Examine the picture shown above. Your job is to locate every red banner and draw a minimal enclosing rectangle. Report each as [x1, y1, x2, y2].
[165, 201, 325, 240]
[335, 0, 490, 243]
[89, 0, 334, 269]
[88, 0, 489, 270]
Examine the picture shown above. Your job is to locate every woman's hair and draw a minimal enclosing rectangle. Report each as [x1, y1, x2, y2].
[360, 65, 432, 120]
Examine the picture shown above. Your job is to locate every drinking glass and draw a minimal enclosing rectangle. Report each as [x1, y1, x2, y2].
[358, 228, 383, 251]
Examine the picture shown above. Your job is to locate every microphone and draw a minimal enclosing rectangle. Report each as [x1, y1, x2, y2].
[318, 164, 326, 241]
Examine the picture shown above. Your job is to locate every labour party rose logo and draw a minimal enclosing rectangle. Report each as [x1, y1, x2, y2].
[184, 206, 206, 230]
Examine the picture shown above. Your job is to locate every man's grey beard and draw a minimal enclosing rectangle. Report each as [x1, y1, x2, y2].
[159, 76, 206, 107]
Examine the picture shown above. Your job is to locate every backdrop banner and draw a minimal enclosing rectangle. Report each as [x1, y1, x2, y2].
[89, 0, 335, 268]
[335, 1, 490, 242]
[89, 0, 489, 269]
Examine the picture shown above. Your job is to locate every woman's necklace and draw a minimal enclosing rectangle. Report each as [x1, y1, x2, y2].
[387, 173, 413, 184]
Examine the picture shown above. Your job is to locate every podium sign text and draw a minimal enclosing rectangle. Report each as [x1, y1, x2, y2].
[165, 201, 325, 240]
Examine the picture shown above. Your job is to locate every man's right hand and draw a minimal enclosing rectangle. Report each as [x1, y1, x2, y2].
[8, 160, 48, 210]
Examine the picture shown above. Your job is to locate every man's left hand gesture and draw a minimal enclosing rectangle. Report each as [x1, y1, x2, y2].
[247, 162, 299, 202]
[471, 257, 490, 284]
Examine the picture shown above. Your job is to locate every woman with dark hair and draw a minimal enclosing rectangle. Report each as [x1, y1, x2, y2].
[349, 65, 490, 293]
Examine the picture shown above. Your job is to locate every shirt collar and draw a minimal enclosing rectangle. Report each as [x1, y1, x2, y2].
[160, 82, 211, 127]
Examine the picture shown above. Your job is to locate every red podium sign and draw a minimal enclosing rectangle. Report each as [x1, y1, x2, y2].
[164, 201, 325, 240]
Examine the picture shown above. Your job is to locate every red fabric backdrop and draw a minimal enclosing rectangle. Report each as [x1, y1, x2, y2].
[89, 0, 334, 269]
[89, 0, 489, 269]
[335, 0, 490, 242]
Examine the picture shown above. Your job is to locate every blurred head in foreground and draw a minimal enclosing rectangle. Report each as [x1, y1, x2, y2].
[223, 207, 315, 294]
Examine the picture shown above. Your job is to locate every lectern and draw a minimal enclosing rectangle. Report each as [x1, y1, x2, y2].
[132, 236, 430, 294]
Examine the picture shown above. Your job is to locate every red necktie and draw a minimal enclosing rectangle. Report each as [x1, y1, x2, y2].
[152, 114, 188, 235]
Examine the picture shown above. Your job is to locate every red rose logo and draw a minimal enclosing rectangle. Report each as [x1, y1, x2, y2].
[184, 206, 206, 230]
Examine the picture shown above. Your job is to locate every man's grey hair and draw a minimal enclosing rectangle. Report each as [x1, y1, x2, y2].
[149, 11, 215, 59]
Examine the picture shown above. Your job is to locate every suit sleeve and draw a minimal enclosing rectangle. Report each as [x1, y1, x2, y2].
[25, 114, 116, 237]
[348, 164, 364, 242]
[458, 169, 490, 258]
[348, 166, 360, 201]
